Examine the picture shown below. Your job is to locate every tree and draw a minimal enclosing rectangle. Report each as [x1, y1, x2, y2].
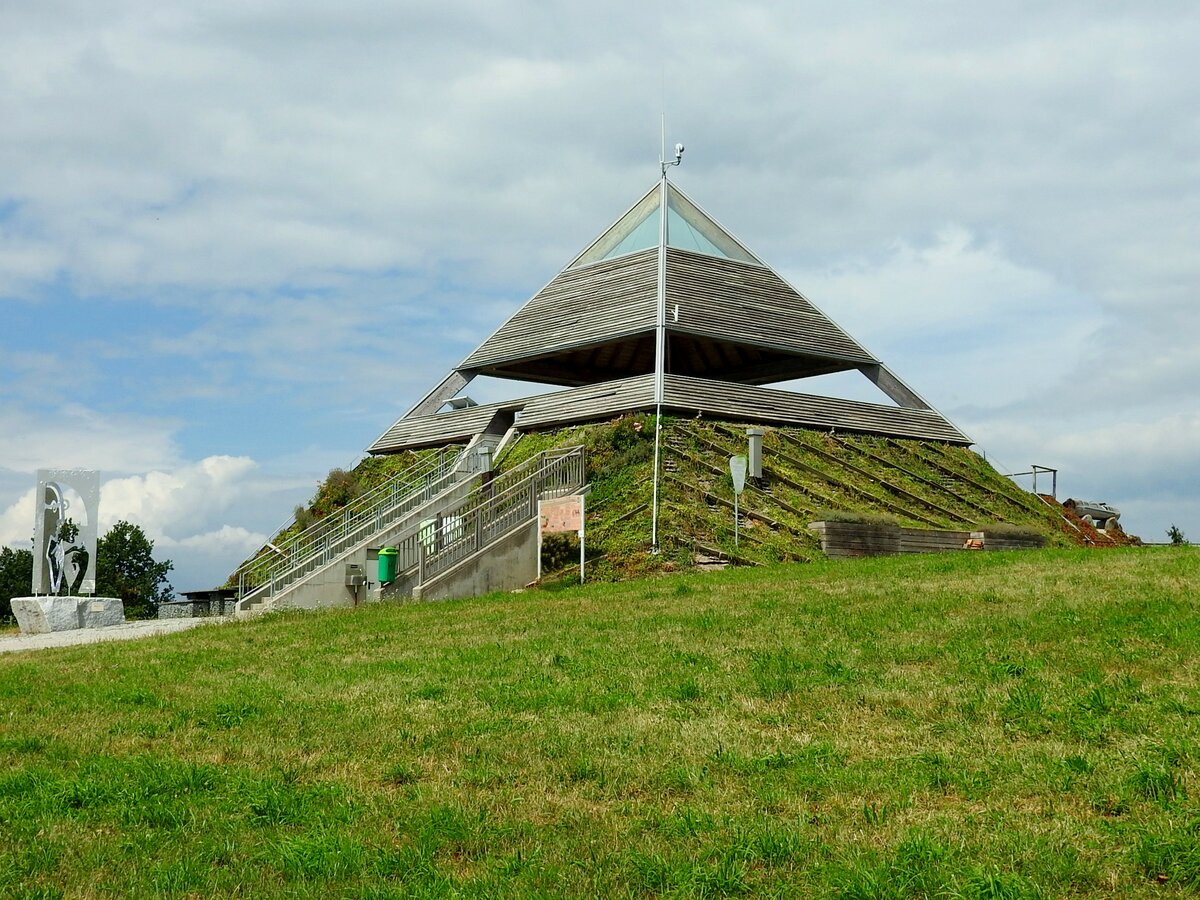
[1167, 524, 1187, 546]
[96, 521, 174, 619]
[0, 547, 34, 623]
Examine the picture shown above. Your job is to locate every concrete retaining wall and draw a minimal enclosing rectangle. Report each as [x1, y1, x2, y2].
[412, 520, 539, 603]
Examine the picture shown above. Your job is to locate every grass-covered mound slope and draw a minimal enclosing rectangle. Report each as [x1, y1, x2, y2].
[2, 548, 1197, 897]
[231, 416, 1097, 589]
[496, 416, 1082, 581]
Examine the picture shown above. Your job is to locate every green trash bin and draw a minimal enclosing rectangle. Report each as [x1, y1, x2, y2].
[378, 547, 398, 584]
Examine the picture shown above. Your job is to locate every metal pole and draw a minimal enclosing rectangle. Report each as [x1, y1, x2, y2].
[650, 144, 669, 552]
[734, 492, 739, 548]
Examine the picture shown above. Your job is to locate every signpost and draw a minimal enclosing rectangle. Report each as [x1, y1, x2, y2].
[729, 455, 747, 548]
[538, 494, 586, 582]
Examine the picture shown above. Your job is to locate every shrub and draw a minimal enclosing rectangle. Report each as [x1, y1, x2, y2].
[293, 505, 315, 532]
[319, 468, 362, 511]
[0, 546, 33, 622]
[539, 533, 579, 575]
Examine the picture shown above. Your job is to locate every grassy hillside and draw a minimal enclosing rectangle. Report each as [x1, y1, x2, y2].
[2, 547, 1197, 897]
[231, 416, 1109, 588]
[497, 417, 1092, 580]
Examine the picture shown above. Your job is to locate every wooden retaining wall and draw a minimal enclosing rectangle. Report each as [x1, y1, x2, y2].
[898, 527, 971, 554]
[809, 522, 1045, 559]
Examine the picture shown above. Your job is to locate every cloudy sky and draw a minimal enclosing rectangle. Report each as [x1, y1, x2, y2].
[2, 0, 1197, 591]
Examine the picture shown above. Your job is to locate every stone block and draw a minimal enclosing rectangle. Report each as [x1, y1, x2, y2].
[11, 596, 125, 635]
[79, 598, 124, 628]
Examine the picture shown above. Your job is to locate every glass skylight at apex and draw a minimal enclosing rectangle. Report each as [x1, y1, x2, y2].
[570, 184, 761, 268]
[666, 189, 759, 264]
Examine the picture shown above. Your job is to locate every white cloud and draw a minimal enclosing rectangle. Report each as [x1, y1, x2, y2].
[157, 524, 264, 554]
[963, 411, 1200, 544]
[98, 456, 259, 535]
[0, 489, 36, 550]
[786, 227, 1103, 411]
[157, 524, 267, 592]
[1040, 414, 1200, 475]
[791, 225, 1094, 343]
[0, 405, 180, 474]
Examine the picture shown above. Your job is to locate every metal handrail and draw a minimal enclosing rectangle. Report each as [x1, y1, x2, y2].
[236, 445, 585, 610]
[251, 451, 443, 558]
[236, 450, 457, 602]
[393, 446, 586, 586]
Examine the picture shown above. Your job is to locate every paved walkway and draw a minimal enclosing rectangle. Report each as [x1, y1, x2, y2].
[0, 617, 227, 654]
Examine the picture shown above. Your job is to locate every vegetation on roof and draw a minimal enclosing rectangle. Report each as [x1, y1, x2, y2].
[494, 416, 1084, 581]
[229, 414, 1122, 590]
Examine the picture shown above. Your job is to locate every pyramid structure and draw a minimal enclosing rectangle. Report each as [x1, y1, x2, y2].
[369, 181, 969, 454]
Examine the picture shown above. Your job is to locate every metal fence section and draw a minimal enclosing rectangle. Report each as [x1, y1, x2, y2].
[397, 446, 586, 587]
[237, 451, 458, 605]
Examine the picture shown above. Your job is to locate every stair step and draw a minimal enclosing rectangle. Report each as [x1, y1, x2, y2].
[693, 553, 728, 571]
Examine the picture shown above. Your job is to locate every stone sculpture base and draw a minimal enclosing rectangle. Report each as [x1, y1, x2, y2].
[11, 596, 125, 635]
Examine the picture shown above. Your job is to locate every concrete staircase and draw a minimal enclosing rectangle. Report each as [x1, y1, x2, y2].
[235, 451, 466, 614]
[234, 444, 586, 614]
[386, 445, 587, 603]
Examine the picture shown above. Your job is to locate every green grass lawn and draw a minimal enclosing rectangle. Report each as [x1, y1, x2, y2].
[2, 547, 1198, 898]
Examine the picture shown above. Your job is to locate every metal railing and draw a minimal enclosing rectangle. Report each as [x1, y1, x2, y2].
[1003, 464, 1058, 499]
[393, 446, 586, 587]
[236, 451, 458, 606]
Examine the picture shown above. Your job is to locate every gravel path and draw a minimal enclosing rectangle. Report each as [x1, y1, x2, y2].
[0, 617, 229, 654]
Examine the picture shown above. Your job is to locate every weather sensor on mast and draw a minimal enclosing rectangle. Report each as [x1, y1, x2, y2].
[662, 142, 684, 175]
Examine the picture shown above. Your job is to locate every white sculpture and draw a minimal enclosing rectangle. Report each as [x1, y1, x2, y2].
[12, 468, 122, 635]
[32, 469, 99, 596]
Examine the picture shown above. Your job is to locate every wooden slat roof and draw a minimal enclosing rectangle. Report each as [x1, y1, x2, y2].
[457, 246, 877, 388]
[515, 375, 655, 429]
[369, 181, 969, 454]
[664, 249, 875, 366]
[368, 373, 968, 454]
[368, 402, 501, 453]
[662, 375, 970, 444]
[368, 377, 662, 453]
[459, 249, 657, 372]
